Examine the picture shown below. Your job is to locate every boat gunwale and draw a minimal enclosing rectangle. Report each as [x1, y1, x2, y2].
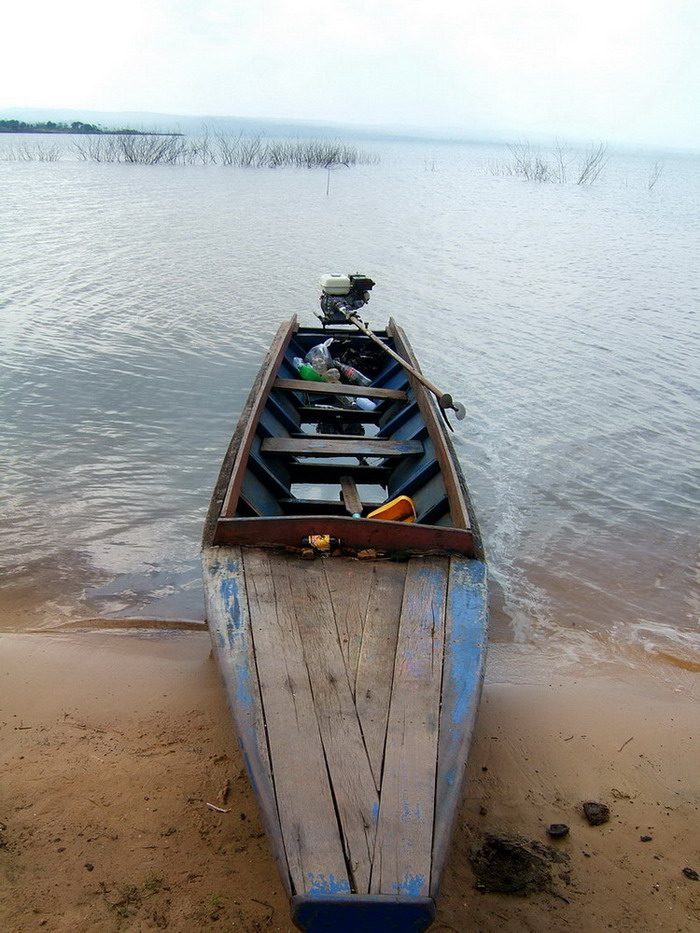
[202, 316, 299, 548]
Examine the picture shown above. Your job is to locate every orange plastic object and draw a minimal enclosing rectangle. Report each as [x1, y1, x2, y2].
[366, 495, 416, 523]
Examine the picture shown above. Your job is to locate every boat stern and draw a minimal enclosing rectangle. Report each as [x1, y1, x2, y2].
[291, 894, 436, 933]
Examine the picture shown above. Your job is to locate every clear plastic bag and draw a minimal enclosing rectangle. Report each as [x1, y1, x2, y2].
[304, 338, 335, 376]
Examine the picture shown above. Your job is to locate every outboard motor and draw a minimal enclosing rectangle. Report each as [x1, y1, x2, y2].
[318, 273, 375, 325]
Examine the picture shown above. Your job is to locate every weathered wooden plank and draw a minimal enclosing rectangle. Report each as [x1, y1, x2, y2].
[213, 515, 475, 555]
[283, 557, 379, 893]
[432, 558, 488, 891]
[354, 562, 407, 785]
[273, 377, 407, 401]
[340, 475, 364, 516]
[370, 557, 448, 898]
[201, 548, 289, 890]
[261, 437, 423, 458]
[241, 549, 351, 897]
[322, 560, 375, 674]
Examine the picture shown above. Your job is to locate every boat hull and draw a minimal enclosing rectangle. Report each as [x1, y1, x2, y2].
[202, 316, 488, 931]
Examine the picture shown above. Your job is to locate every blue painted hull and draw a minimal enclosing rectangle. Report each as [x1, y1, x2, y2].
[291, 894, 436, 932]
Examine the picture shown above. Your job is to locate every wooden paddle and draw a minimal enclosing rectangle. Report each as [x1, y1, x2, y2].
[344, 311, 466, 429]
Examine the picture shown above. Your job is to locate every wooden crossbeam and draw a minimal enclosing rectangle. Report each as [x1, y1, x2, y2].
[262, 437, 423, 458]
[274, 378, 407, 401]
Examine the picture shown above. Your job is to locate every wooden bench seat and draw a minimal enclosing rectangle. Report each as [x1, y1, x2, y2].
[261, 437, 423, 458]
[273, 378, 407, 401]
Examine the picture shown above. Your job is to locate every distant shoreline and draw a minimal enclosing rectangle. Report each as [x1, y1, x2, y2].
[0, 120, 182, 137]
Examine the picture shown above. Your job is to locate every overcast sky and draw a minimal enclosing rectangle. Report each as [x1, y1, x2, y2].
[3, 0, 699, 149]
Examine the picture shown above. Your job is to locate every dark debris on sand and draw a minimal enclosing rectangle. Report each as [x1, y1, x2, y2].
[470, 833, 572, 896]
[582, 801, 610, 826]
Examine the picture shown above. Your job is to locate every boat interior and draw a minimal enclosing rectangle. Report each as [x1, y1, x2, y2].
[206, 321, 480, 558]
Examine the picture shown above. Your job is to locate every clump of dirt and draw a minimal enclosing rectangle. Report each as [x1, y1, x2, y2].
[470, 833, 571, 896]
[582, 801, 610, 825]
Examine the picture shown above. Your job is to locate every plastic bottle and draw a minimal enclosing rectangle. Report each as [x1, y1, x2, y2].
[293, 357, 325, 382]
[333, 361, 372, 387]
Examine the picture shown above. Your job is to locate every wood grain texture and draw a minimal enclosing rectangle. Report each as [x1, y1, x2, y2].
[241, 549, 351, 897]
[340, 475, 364, 516]
[322, 559, 375, 675]
[370, 557, 448, 898]
[261, 437, 423, 458]
[285, 557, 379, 893]
[354, 561, 407, 785]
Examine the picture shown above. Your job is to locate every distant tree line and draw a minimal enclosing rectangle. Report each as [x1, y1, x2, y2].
[0, 119, 181, 136]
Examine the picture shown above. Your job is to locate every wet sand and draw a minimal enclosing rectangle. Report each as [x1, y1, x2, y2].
[1, 630, 698, 933]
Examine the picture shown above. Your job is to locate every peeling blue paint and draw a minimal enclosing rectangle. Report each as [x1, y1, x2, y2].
[241, 750, 260, 795]
[391, 874, 426, 897]
[445, 560, 487, 729]
[371, 801, 380, 825]
[216, 565, 254, 710]
[306, 873, 352, 896]
[401, 800, 423, 823]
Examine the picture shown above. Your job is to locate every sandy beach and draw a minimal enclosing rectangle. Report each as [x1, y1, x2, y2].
[1, 627, 698, 933]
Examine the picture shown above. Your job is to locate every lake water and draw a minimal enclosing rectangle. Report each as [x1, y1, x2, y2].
[1, 135, 698, 677]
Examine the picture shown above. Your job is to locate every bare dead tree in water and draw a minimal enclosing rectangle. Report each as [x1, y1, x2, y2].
[492, 139, 609, 186]
[576, 142, 609, 185]
[552, 138, 573, 183]
[505, 142, 555, 182]
[648, 160, 664, 190]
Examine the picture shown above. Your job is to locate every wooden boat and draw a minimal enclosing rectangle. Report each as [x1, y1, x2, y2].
[201, 315, 487, 932]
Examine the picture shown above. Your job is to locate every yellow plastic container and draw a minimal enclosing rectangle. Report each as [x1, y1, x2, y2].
[367, 495, 416, 523]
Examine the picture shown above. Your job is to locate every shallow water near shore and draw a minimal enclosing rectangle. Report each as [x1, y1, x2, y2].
[1, 137, 698, 677]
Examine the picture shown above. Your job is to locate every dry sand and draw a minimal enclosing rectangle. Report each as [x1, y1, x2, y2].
[1, 629, 698, 933]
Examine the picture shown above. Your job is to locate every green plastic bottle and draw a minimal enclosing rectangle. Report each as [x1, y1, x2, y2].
[294, 357, 325, 382]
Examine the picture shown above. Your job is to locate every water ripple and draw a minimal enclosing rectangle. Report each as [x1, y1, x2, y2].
[1, 147, 698, 656]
